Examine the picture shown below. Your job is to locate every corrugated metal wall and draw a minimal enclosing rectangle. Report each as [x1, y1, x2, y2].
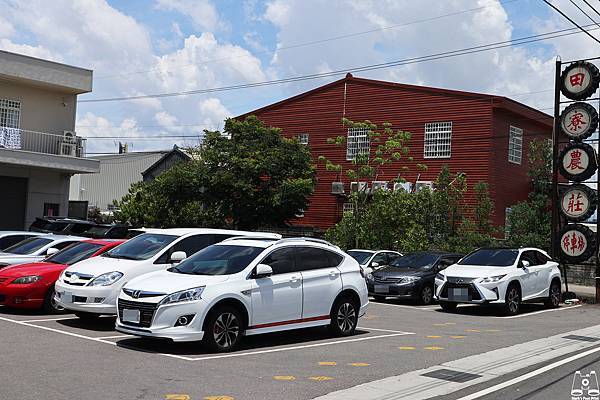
[77, 152, 166, 210]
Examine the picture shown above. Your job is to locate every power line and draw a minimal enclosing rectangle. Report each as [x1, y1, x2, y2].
[78, 24, 599, 104]
[94, 0, 522, 81]
[542, 0, 600, 45]
[569, 0, 600, 28]
[581, 0, 600, 19]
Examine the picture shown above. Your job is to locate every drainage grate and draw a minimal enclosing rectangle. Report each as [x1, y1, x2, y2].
[563, 335, 600, 342]
[421, 368, 482, 383]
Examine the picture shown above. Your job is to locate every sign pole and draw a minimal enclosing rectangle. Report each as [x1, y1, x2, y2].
[552, 59, 561, 260]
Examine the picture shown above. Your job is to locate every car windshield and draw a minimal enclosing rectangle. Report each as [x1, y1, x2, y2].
[171, 245, 264, 276]
[104, 233, 177, 261]
[347, 250, 374, 264]
[458, 249, 519, 267]
[83, 226, 111, 237]
[46, 242, 104, 265]
[3, 237, 53, 255]
[387, 253, 440, 270]
[42, 222, 69, 232]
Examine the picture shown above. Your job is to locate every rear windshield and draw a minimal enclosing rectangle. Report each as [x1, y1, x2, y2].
[458, 249, 519, 267]
[42, 222, 69, 232]
[3, 237, 53, 255]
[103, 233, 177, 261]
[84, 226, 112, 237]
[46, 242, 104, 265]
[171, 245, 264, 276]
[388, 253, 440, 270]
[347, 250, 373, 264]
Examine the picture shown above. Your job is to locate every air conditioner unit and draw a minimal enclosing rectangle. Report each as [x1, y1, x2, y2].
[415, 181, 434, 192]
[331, 182, 345, 195]
[60, 131, 77, 156]
[350, 181, 369, 193]
[372, 181, 389, 192]
[393, 182, 412, 192]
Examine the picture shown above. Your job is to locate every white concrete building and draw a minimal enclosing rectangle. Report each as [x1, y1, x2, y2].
[0, 50, 99, 230]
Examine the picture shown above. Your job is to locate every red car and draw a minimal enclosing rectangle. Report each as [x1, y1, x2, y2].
[0, 239, 125, 313]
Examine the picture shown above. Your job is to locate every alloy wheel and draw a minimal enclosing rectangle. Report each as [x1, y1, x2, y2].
[50, 295, 64, 312]
[336, 302, 356, 334]
[421, 286, 433, 304]
[507, 288, 520, 314]
[550, 284, 561, 307]
[213, 312, 240, 349]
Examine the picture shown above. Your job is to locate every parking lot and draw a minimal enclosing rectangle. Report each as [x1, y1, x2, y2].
[2, 299, 599, 400]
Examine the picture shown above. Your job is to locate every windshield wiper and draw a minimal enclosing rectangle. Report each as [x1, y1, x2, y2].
[104, 254, 139, 260]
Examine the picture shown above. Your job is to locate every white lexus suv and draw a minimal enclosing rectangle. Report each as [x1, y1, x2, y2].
[55, 229, 280, 319]
[434, 247, 562, 315]
[115, 237, 368, 352]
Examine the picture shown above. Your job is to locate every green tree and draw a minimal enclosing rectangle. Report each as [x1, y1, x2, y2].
[116, 116, 316, 229]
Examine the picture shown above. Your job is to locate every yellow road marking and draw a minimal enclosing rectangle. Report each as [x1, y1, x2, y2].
[398, 346, 416, 350]
[318, 361, 337, 366]
[204, 397, 235, 400]
[450, 335, 466, 339]
[424, 346, 444, 350]
[364, 315, 379, 320]
[349, 362, 370, 367]
[485, 329, 501, 332]
[433, 323, 446, 326]
[426, 335, 442, 338]
[309, 376, 334, 381]
[465, 329, 481, 333]
[445, 322, 456, 325]
[166, 395, 191, 400]
[273, 376, 296, 381]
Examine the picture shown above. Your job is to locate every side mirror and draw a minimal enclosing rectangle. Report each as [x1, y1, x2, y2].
[521, 260, 530, 269]
[255, 264, 273, 279]
[371, 261, 380, 269]
[170, 251, 187, 263]
[46, 248, 59, 256]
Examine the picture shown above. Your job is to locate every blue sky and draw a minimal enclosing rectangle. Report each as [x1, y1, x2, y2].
[1, 0, 599, 153]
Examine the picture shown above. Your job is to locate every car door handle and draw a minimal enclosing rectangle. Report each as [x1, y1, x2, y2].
[329, 270, 338, 277]
[290, 276, 300, 283]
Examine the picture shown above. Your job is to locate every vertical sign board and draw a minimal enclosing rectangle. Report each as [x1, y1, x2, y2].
[554, 60, 600, 299]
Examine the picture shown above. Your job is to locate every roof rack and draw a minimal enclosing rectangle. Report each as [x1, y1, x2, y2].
[222, 236, 281, 242]
[276, 237, 338, 248]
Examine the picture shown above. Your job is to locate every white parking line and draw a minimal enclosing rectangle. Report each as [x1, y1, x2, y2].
[20, 317, 79, 323]
[369, 302, 437, 311]
[494, 304, 582, 319]
[358, 326, 410, 334]
[96, 334, 135, 340]
[188, 331, 414, 361]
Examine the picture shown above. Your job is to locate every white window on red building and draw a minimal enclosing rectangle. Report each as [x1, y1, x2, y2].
[343, 202, 354, 215]
[346, 127, 370, 161]
[424, 121, 452, 158]
[0, 99, 21, 128]
[298, 133, 309, 145]
[508, 126, 523, 164]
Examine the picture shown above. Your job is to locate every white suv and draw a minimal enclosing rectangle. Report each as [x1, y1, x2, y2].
[434, 247, 562, 315]
[115, 238, 368, 352]
[55, 229, 280, 319]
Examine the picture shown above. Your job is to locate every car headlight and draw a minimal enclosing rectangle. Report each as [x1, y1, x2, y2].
[87, 271, 123, 286]
[11, 275, 41, 284]
[366, 273, 373, 281]
[158, 286, 205, 306]
[479, 274, 506, 283]
[435, 272, 446, 280]
[402, 276, 420, 284]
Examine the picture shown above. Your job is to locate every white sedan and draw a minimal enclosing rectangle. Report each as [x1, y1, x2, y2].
[0, 235, 86, 268]
[347, 249, 402, 274]
[434, 247, 562, 315]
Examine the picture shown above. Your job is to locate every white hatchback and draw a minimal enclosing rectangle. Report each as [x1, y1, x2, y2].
[55, 229, 280, 319]
[115, 238, 369, 352]
[434, 247, 562, 315]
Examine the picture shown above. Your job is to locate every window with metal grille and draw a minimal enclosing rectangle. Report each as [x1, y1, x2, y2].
[298, 133, 309, 145]
[346, 127, 370, 161]
[0, 99, 21, 128]
[508, 126, 523, 164]
[424, 122, 452, 158]
[343, 202, 354, 215]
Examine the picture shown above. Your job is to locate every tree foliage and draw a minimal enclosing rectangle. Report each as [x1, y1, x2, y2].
[115, 116, 316, 229]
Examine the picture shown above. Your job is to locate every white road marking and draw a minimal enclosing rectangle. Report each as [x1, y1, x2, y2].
[456, 344, 600, 400]
[19, 317, 79, 323]
[358, 326, 411, 334]
[495, 304, 582, 319]
[369, 302, 437, 311]
[189, 332, 414, 361]
[96, 334, 135, 340]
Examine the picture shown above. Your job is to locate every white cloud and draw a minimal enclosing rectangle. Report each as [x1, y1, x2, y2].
[198, 98, 231, 129]
[0, 39, 59, 61]
[264, 0, 291, 26]
[155, 0, 223, 32]
[154, 110, 184, 132]
[0, 15, 15, 37]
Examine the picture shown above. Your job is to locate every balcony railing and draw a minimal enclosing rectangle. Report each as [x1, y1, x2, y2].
[0, 127, 87, 158]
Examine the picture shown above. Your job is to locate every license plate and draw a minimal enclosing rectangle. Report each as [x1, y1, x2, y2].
[449, 287, 469, 301]
[62, 292, 72, 303]
[122, 309, 140, 323]
[374, 285, 389, 294]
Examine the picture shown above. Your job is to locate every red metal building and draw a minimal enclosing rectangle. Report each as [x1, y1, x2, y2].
[240, 73, 553, 231]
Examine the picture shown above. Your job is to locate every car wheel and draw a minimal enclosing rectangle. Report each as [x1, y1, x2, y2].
[373, 295, 386, 302]
[503, 284, 521, 316]
[330, 297, 358, 337]
[545, 280, 561, 309]
[42, 286, 64, 314]
[419, 285, 434, 305]
[74, 312, 101, 321]
[440, 301, 457, 312]
[203, 306, 243, 353]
